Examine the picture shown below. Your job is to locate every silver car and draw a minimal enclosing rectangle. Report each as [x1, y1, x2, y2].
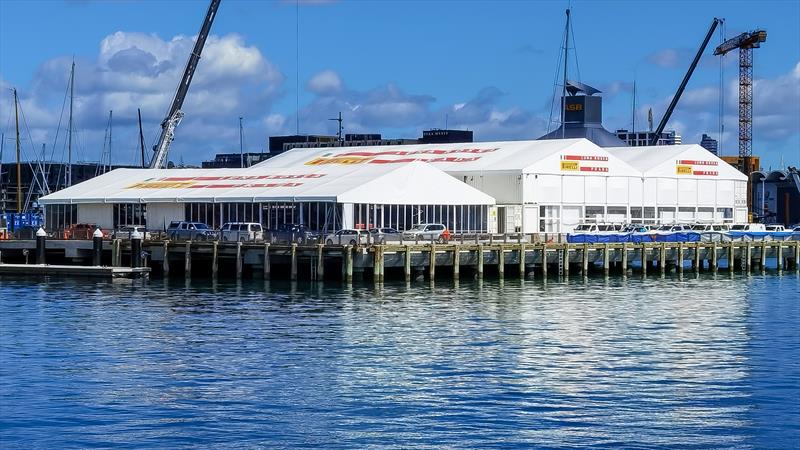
[402, 223, 450, 243]
[220, 222, 263, 242]
[324, 229, 367, 245]
[368, 227, 401, 244]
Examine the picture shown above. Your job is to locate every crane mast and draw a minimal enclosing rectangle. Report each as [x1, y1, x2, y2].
[150, 0, 221, 169]
[714, 29, 767, 159]
[650, 18, 722, 146]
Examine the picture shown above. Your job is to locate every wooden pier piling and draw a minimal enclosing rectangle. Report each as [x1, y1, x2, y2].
[184, 242, 191, 278]
[263, 243, 271, 279]
[290, 243, 298, 281]
[162, 241, 170, 275]
[497, 246, 504, 279]
[236, 241, 243, 279]
[212, 241, 218, 279]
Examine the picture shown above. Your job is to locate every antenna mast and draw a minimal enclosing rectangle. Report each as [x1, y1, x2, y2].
[67, 60, 74, 187]
[561, 8, 570, 139]
[329, 112, 343, 142]
[239, 116, 244, 168]
[14, 89, 21, 213]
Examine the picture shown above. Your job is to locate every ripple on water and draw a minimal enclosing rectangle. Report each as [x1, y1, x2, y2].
[0, 273, 798, 448]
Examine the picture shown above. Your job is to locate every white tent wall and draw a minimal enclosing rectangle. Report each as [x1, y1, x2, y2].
[77, 204, 113, 229]
[607, 144, 748, 225]
[148, 203, 185, 232]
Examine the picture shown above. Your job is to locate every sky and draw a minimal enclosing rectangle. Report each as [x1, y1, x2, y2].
[0, 0, 798, 170]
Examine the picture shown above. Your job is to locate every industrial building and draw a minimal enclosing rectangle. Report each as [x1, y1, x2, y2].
[699, 134, 719, 155]
[751, 168, 800, 225]
[37, 137, 747, 235]
[614, 129, 682, 147]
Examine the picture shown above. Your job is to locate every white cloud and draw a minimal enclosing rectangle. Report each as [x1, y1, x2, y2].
[3, 31, 285, 164]
[640, 61, 800, 163]
[306, 69, 343, 96]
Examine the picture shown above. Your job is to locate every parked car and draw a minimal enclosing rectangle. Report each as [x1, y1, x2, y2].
[573, 223, 623, 234]
[368, 227, 401, 244]
[730, 223, 767, 232]
[166, 221, 217, 241]
[114, 225, 150, 240]
[267, 223, 317, 244]
[690, 223, 730, 232]
[765, 224, 785, 232]
[65, 223, 110, 239]
[220, 222, 263, 242]
[324, 229, 367, 245]
[402, 223, 451, 243]
[653, 224, 692, 234]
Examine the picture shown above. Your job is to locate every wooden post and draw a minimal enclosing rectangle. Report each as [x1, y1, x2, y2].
[711, 243, 718, 272]
[659, 244, 666, 276]
[603, 244, 610, 276]
[562, 245, 569, 277]
[745, 242, 752, 273]
[694, 243, 701, 272]
[477, 244, 484, 279]
[519, 243, 526, 278]
[621, 243, 628, 272]
[317, 244, 325, 280]
[641, 244, 647, 276]
[760, 242, 767, 272]
[795, 242, 800, 271]
[678, 243, 684, 275]
[497, 246, 504, 279]
[111, 239, 119, 266]
[583, 244, 590, 274]
[542, 243, 548, 278]
[212, 241, 218, 279]
[236, 241, 243, 279]
[777, 242, 783, 271]
[345, 245, 353, 284]
[453, 245, 460, 279]
[373, 246, 383, 284]
[290, 243, 298, 281]
[728, 243, 735, 272]
[162, 241, 170, 276]
[263, 243, 271, 280]
[184, 241, 191, 278]
[404, 245, 412, 282]
[429, 244, 436, 280]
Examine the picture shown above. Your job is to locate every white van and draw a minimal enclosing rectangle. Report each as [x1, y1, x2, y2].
[220, 222, 263, 242]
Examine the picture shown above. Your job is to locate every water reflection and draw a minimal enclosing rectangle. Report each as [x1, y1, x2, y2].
[0, 274, 797, 448]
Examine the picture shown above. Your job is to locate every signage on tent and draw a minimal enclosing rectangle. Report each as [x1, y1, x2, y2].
[304, 147, 500, 165]
[124, 174, 324, 189]
[559, 154, 609, 172]
[560, 161, 579, 171]
[675, 159, 719, 176]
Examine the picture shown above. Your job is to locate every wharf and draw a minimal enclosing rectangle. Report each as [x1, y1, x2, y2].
[0, 263, 150, 278]
[0, 238, 798, 282]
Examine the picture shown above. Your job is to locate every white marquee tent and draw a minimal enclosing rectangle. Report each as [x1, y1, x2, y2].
[39, 137, 749, 235]
[39, 161, 494, 233]
[256, 138, 748, 232]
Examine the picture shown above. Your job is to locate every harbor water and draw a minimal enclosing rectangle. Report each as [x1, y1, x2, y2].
[1, 274, 798, 448]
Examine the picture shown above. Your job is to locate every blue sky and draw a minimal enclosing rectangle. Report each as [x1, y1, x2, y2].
[1, 0, 798, 169]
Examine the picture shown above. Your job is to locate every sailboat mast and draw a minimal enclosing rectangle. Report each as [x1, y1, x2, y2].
[67, 60, 75, 187]
[108, 109, 112, 172]
[239, 116, 244, 168]
[561, 8, 570, 139]
[138, 108, 145, 168]
[14, 89, 21, 213]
